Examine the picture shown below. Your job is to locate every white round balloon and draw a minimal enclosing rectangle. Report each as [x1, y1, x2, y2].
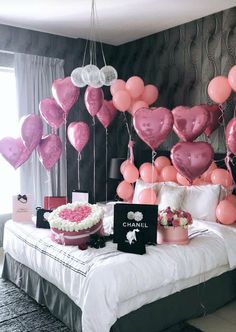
[100, 66, 118, 86]
[71, 67, 86, 87]
[82, 64, 100, 86]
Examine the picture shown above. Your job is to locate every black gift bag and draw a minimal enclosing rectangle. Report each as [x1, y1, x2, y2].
[36, 207, 52, 229]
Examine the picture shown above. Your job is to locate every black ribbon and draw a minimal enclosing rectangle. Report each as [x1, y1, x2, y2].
[17, 194, 27, 203]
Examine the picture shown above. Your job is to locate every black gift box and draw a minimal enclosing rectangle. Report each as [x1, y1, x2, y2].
[36, 207, 52, 229]
[114, 203, 158, 255]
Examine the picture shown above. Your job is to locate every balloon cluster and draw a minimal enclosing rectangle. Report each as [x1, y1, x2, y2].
[0, 77, 80, 170]
[116, 155, 235, 225]
[208, 65, 236, 159]
[110, 76, 159, 115]
[71, 65, 118, 88]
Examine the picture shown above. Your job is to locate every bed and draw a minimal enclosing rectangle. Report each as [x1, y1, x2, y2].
[2, 213, 236, 332]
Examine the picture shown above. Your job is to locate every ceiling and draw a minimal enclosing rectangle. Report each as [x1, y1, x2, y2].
[0, 0, 235, 46]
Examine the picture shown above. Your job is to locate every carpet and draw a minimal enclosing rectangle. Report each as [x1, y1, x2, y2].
[0, 278, 202, 332]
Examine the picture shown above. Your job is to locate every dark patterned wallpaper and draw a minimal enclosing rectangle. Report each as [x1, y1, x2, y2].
[0, 7, 236, 202]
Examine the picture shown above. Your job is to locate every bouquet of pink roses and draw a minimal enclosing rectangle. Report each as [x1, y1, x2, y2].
[158, 206, 193, 228]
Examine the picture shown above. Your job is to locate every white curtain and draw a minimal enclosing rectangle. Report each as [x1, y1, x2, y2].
[14, 53, 66, 210]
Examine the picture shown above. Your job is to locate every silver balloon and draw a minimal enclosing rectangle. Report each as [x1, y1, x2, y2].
[71, 67, 87, 87]
[82, 64, 100, 86]
[89, 79, 103, 88]
[100, 65, 118, 86]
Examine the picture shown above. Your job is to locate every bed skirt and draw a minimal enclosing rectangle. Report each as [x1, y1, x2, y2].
[2, 253, 236, 332]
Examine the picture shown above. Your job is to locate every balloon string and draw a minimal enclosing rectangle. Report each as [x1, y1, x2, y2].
[123, 112, 131, 138]
[224, 152, 235, 188]
[78, 152, 81, 190]
[128, 140, 135, 163]
[105, 128, 108, 203]
[152, 150, 157, 185]
[92, 116, 96, 203]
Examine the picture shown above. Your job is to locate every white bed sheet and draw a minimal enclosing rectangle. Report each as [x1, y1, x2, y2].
[3, 218, 236, 332]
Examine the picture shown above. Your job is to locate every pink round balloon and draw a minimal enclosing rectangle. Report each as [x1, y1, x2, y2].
[141, 85, 159, 105]
[20, 114, 43, 151]
[123, 164, 139, 183]
[154, 156, 171, 173]
[116, 181, 134, 201]
[67, 122, 90, 153]
[208, 76, 232, 104]
[176, 173, 191, 186]
[161, 165, 177, 182]
[85, 86, 104, 117]
[138, 188, 157, 204]
[0, 137, 31, 169]
[201, 104, 222, 137]
[120, 159, 133, 174]
[211, 168, 232, 189]
[228, 65, 236, 92]
[216, 200, 236, 224]
[171, 141, 214, 182]
[172, 105, 209, 141]
[133, 107, 174, 150]
[112, 90, 131, 112]
[226, 194, 236, 206]
[200, 161, 217, 182]
[139, 162, 151, 173]
[96, 100, 117, 128]
[39, 98, 65, 129]
[110, 79, 126, 96]
[37, 134, 62, 171]
[140, 163, 159, 183]
[225, 117, 236, 155]
[126, 76, 145, 99]
[131, 100, 148, 115]
[52, 77, 80, 115]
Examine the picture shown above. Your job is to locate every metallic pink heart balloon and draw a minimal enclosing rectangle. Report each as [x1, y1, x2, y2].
[85, 86, 104, 117]
[52, 77, 80, 115]
[133, 107, 174, 150]
[226, 117, 236, 155]
[20, 114, 43, 151]
[96, 100, 117, 128]
[0, 137, 31, 169]
[37, 134, 62, 170]
[171, 141, 214, 182]
[67, 122, 90, 153]
[39, 98, 65, 129]
[172, 106, 209, 141]
[201, 104, 222, 137]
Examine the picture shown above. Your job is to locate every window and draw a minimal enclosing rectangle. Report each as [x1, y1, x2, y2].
[0, 67, 20, 214]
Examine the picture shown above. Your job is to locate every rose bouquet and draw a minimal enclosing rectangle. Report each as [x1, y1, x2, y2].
[158, 206, 193, 228]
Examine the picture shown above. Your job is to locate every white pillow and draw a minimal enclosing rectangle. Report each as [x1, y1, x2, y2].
[158, 183, 186, 211]
[132, 179, 162, 204]
[181, 184, 221, 221]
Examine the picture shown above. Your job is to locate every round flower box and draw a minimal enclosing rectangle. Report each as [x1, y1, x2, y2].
[157, 225, 189, 245]
[157, 206, 192, 245]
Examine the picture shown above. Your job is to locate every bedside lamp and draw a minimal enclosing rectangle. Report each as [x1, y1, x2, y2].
[109, 158, 125, 180]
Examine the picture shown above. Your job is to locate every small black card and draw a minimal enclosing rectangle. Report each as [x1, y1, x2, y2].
[114, 203, 158, 255]
[36, 207, 52, 229]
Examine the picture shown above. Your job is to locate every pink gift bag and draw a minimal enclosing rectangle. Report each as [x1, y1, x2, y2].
[12, 194, 32, 222]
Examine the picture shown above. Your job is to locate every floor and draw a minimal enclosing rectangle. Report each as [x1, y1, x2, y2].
[0, 248, 236, 332]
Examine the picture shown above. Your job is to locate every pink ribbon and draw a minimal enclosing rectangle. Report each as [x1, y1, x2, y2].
[128, 140, 135, 163]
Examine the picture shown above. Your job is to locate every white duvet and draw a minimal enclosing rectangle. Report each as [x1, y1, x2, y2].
[3, 218, 236, 332]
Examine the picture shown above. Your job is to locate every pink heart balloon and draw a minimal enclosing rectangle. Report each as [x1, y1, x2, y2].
[172, 106, 209, 141]
[52, 77, 80, 115]
[67, 122, 90, 153]
[20, 114, 43, 150]
[39, 98, 65, 129]
[201, 104, 222, 137]
[171, 141, 214, 182]
[133, 107, 174, 150]
[37, 134, 62, 170]
[0, 137, 31, 169]
[85, 86, 104, 117]
[96, 100, 117, 128]
[226, 117, 236, 155]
